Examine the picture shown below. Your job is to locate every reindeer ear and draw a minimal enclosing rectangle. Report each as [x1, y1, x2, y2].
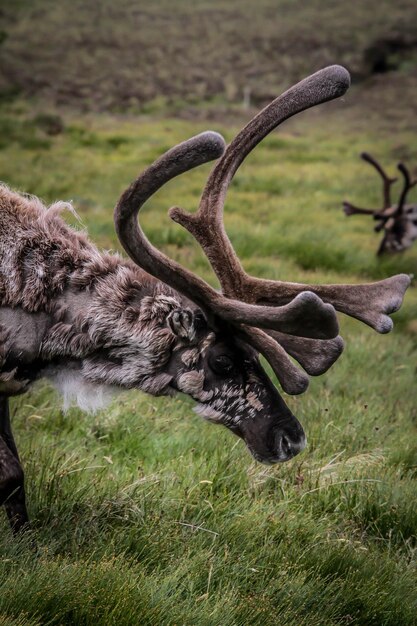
[167, 308, 198, 342]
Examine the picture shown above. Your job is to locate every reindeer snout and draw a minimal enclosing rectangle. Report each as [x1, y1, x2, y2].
[243, 411, 307, 465]
[275, 426, 307, 462]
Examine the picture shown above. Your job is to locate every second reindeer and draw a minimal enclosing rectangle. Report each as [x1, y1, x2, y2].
[343, 152, 417, 254]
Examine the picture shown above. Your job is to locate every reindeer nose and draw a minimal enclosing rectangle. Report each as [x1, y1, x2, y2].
[275, 426, 307, 462]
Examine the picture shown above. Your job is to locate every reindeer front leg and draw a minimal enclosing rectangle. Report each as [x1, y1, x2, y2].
[0, 396, 29, 533]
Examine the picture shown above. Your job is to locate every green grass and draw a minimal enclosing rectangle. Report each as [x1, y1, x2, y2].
[0, 71, 417, 624]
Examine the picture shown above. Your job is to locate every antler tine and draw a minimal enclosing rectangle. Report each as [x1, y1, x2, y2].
[247, 274, 411, 333]
[239, 326, 344, 392]
[361, 152, 398, 209]
[237, 325, 342, 392]
[167, 67, 350, 391]
[269, 331, 345, 376]
[115, 131, 339, 337]
[396, 162, 417, 216]
[239, 324, 344, 394]
[238, 326, 310, 395]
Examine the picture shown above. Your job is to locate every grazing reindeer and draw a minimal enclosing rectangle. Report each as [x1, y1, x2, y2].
[343, 153, 417, 255]
[0, 66, 411, 534]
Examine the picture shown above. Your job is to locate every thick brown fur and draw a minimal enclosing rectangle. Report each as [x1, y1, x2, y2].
[0, 185, 185, 397]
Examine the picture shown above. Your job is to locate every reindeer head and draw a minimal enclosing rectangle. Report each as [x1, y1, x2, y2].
[343, 153, 417, 255]
[113, 66, 410, 464]
[160, 308, 307, 464]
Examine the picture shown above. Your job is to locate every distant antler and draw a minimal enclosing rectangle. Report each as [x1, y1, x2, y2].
[343, 152, 398, 218]
[343, 153, 417, 255]
[343, 202, 377, 217]
[373, 162, 417, 256]
[361, 152, 398, 210]
[396, 163, 417, 217]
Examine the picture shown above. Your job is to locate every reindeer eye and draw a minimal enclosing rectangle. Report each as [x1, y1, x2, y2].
[209, 354, 234, 376]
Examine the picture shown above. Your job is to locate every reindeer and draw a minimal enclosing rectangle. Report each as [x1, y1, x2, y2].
[343, 153, 417, 255]
[0, 66, 411, 534]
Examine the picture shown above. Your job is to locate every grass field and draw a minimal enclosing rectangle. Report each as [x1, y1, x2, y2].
[0, 2, 417, 625]
[0, 90, 416, 626]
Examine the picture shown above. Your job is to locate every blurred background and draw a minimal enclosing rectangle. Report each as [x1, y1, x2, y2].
[2, 0, 417, 116]
[0, 2, 416, 625]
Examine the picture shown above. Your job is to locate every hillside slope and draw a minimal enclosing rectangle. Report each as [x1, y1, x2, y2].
[1, 0, 417, 112]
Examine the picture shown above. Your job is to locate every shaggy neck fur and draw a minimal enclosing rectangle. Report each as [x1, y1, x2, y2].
[0, 185, 186, 406]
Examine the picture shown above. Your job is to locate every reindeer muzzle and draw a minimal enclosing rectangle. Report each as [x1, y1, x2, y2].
[238, 410, 307, 465]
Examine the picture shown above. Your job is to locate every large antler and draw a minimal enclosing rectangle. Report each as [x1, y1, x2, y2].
[115, 132, 337, 340]
[115, 68, 351, 395]
[168, 66, 354, 386]
[115, 130, 338, 395]
[170, 70, 410, 334]
[115, 66, 410, 396]
[395, 163, 417, 217]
